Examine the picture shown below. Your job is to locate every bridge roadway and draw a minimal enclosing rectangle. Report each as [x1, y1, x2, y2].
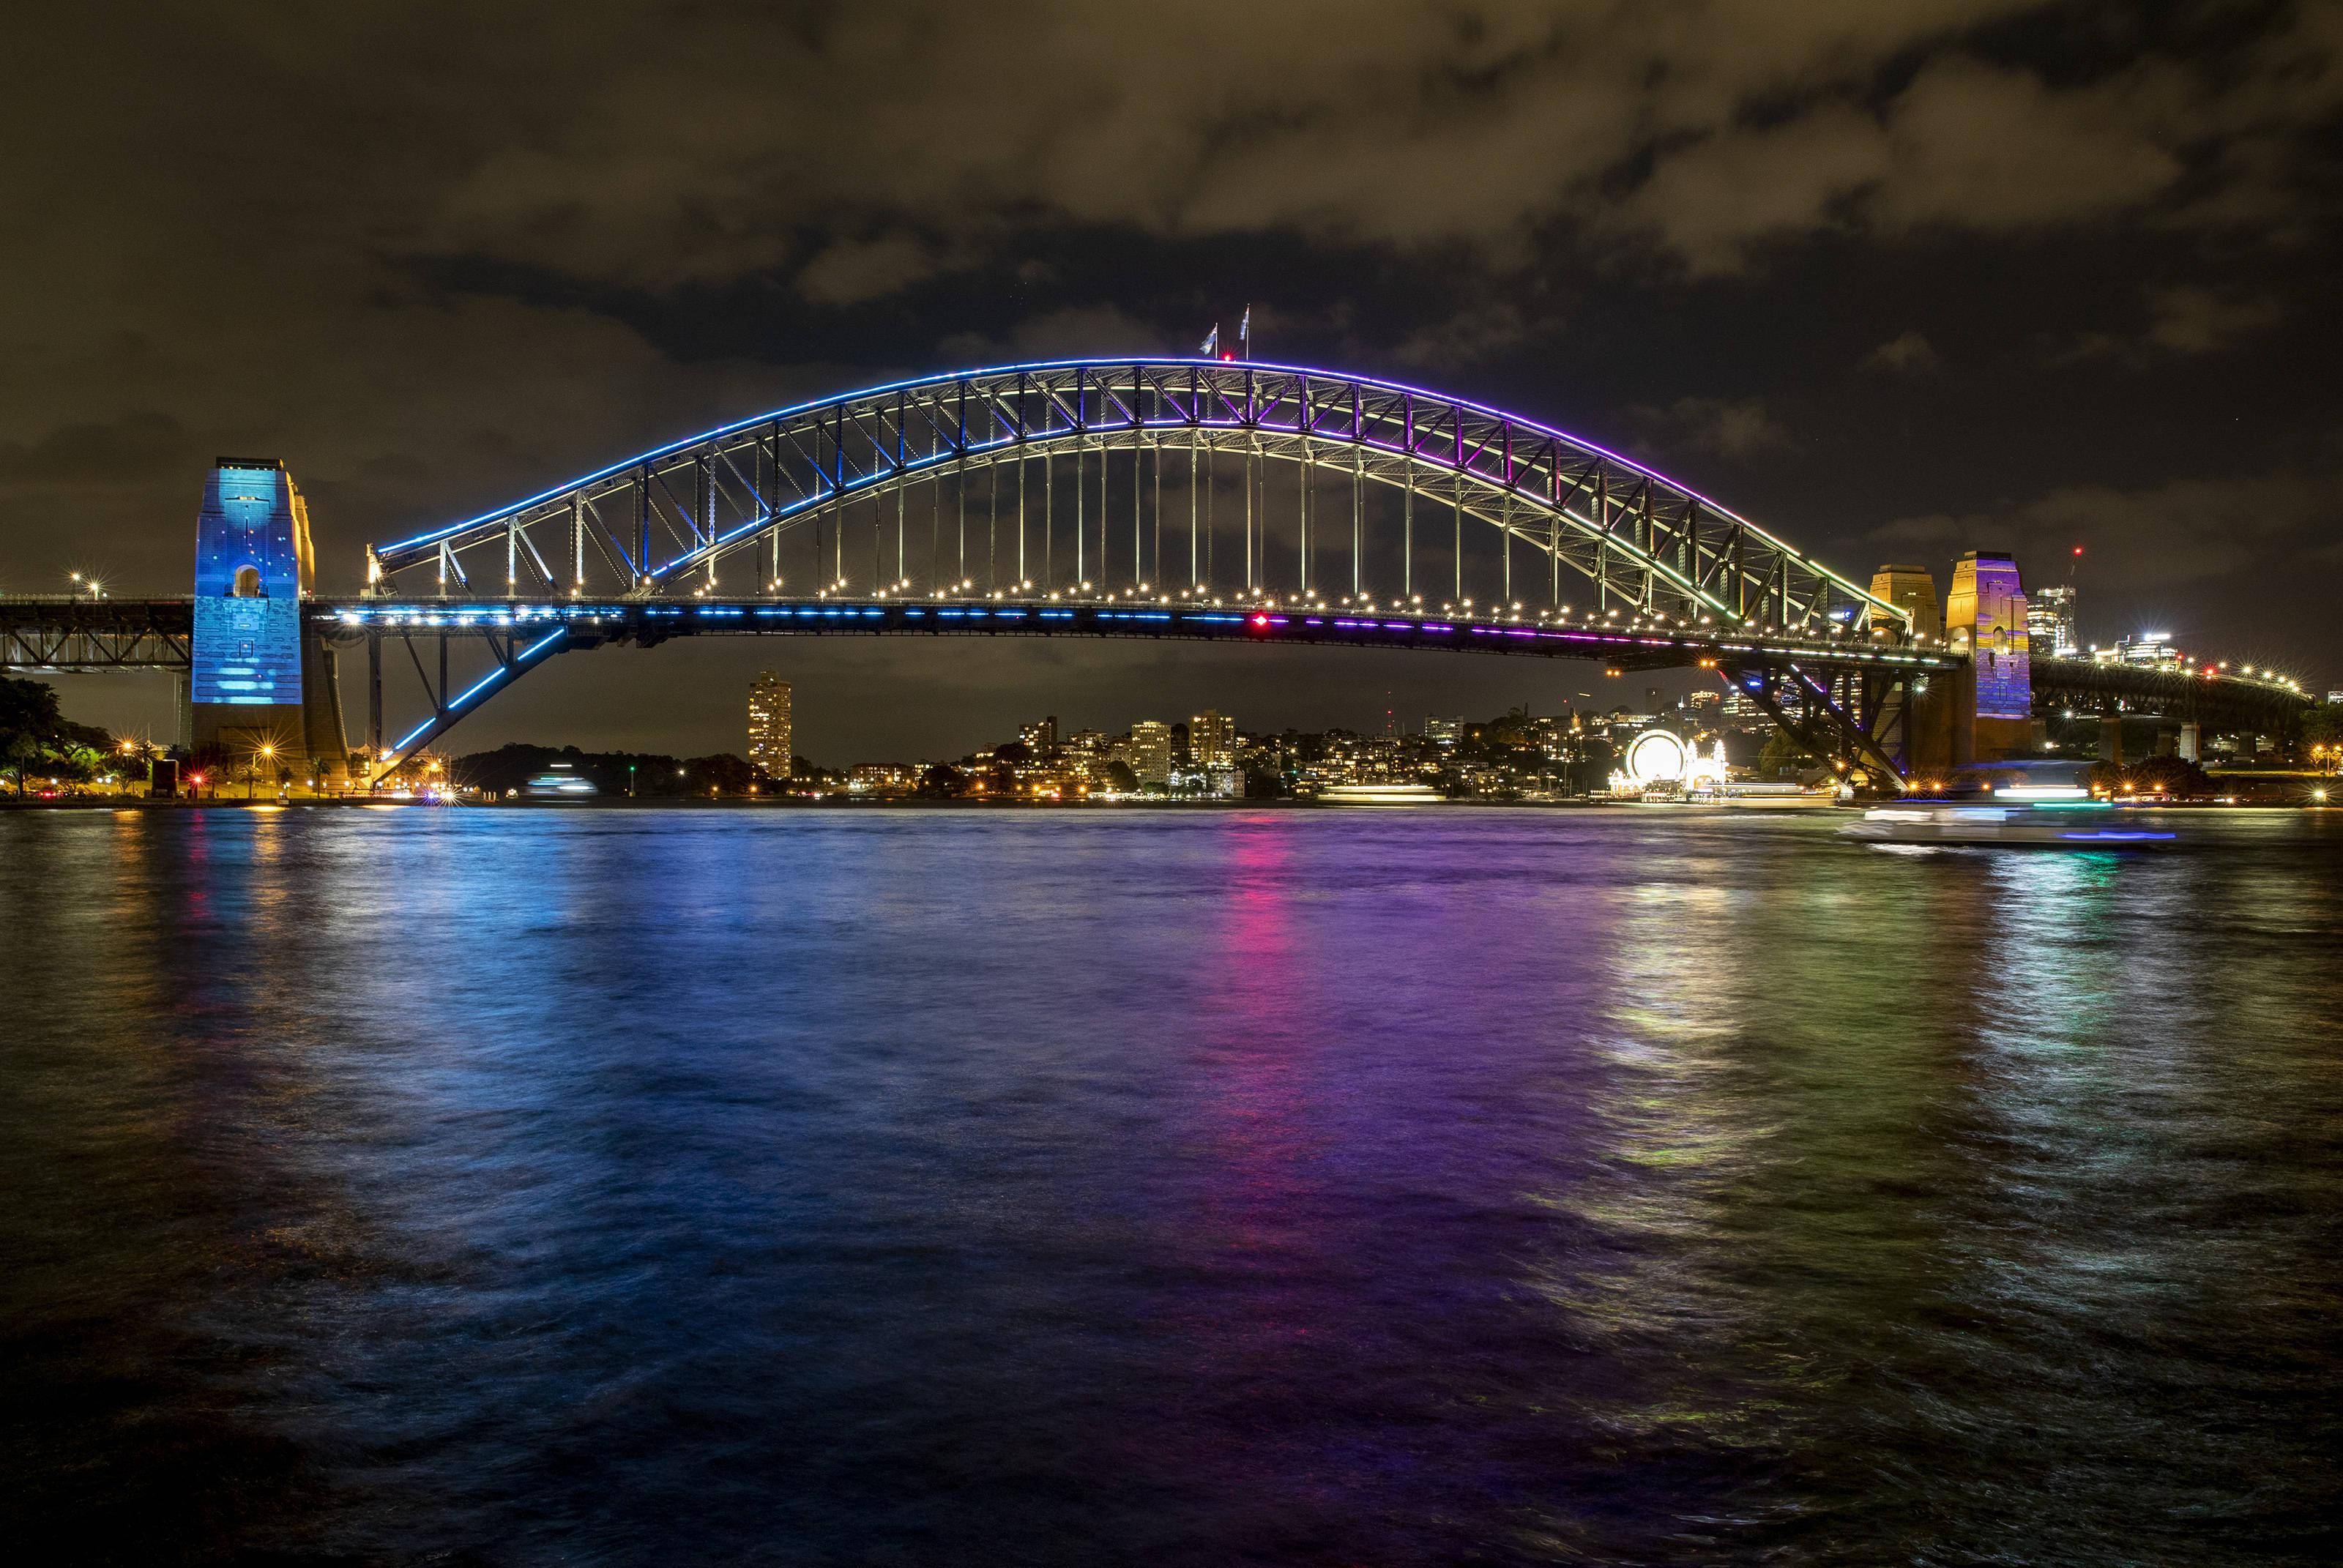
[321, 595, 1948, 766]
[1, 594, 2307, 779]
[4, 591, 1949, 671]
[0, 595, 196, 671]
[329, 596, 1948, 664]
[6, 589, 2303, 700]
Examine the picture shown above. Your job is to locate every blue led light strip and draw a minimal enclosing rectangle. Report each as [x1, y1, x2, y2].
[386, 627, 569, 758]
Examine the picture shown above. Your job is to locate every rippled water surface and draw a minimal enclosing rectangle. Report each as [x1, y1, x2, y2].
[4, 805, 2341, 1565]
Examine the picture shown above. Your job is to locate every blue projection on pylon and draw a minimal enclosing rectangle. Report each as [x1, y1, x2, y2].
[192, 460, 313, 707]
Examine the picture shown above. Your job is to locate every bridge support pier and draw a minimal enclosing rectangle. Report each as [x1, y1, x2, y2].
[368, 633, 383, 758]
[1944, 552, 2033, 764]
[1724, 658, 1910, 790]
[189, 458, 350, 784]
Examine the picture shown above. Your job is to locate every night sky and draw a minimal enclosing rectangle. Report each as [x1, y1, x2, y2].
[10, 2, 2339, 764]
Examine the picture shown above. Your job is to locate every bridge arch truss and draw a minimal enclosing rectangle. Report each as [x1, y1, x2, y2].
[370, 359, 1912, 640]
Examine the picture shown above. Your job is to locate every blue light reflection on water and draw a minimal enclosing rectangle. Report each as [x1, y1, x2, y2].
[1, 807, 2339, 1564]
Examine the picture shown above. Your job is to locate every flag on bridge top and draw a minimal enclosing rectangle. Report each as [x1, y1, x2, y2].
[1199, 324, 1218, 356]
[1238, 305, 1250, 359]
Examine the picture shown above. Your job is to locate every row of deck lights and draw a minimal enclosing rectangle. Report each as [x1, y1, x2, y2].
[360, 586, 2316, 691]
[668, 577, 1904, 643]
[351, 591, 1913, 654]
[485, 572, 2303, 690]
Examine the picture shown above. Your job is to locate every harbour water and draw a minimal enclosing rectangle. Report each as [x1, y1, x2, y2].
[4, 806, 2340, 1564]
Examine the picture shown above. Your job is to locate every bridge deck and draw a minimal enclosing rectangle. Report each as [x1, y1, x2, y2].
[0, 596, 195, 671]
[12, 596, 2314, 733]
[314, 597, 1951, 675]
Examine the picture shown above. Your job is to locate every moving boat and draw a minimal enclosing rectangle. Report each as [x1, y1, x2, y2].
[1842, 762, 2176, 848]
[1685, 781, 1839, 809]
[1316, 782, 1442, 805]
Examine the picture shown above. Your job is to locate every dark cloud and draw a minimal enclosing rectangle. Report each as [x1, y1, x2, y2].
[2049, 282, 2288, 364]
[1391, 302, 1552, 370]
[1863, 331, 1942, 373]
[934, 305, 1168, 367]
[1634, 397, 1793, 459]
[5, 0, 2340, 749]
[2142, 285, 2284, 353]
[0, 411, 190, 485]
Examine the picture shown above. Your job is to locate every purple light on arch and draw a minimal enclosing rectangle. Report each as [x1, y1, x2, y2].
[373, 358, 1822, 579]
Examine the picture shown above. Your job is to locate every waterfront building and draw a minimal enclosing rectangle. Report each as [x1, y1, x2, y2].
[748, 672, 793, 779]
[1538, 715, 1591, 764]
[2027, 583, 2079, 658]
[1868, 564, 1945, 640]
[847, 762, 916, 795]
[1190, 710, 1237, 768]
[1424, 715, 1462, 747]
[2095, 632, 2182, 669]
[1122, 721, 1174, 787]
[1021, 715, 1059, 755]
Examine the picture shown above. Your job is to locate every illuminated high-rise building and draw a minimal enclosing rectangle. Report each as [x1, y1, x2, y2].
[1123, 720, 1174, 786]
[748, 672, 793, 780]
[2027, 583, 2079, 658]
[1190, 710, 1237, 768]
[1867, 564, 1944, 639]
[1021, 715, 1059, 755]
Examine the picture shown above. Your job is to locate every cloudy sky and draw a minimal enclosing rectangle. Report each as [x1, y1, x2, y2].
[9, 1, 2339, 759]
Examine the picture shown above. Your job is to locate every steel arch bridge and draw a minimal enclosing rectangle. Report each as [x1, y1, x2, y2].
[351, 359, 1945, 780]
[369, 359, 1908, 633]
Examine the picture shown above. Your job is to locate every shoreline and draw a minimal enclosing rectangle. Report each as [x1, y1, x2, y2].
[4, 795, 2325, 814]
